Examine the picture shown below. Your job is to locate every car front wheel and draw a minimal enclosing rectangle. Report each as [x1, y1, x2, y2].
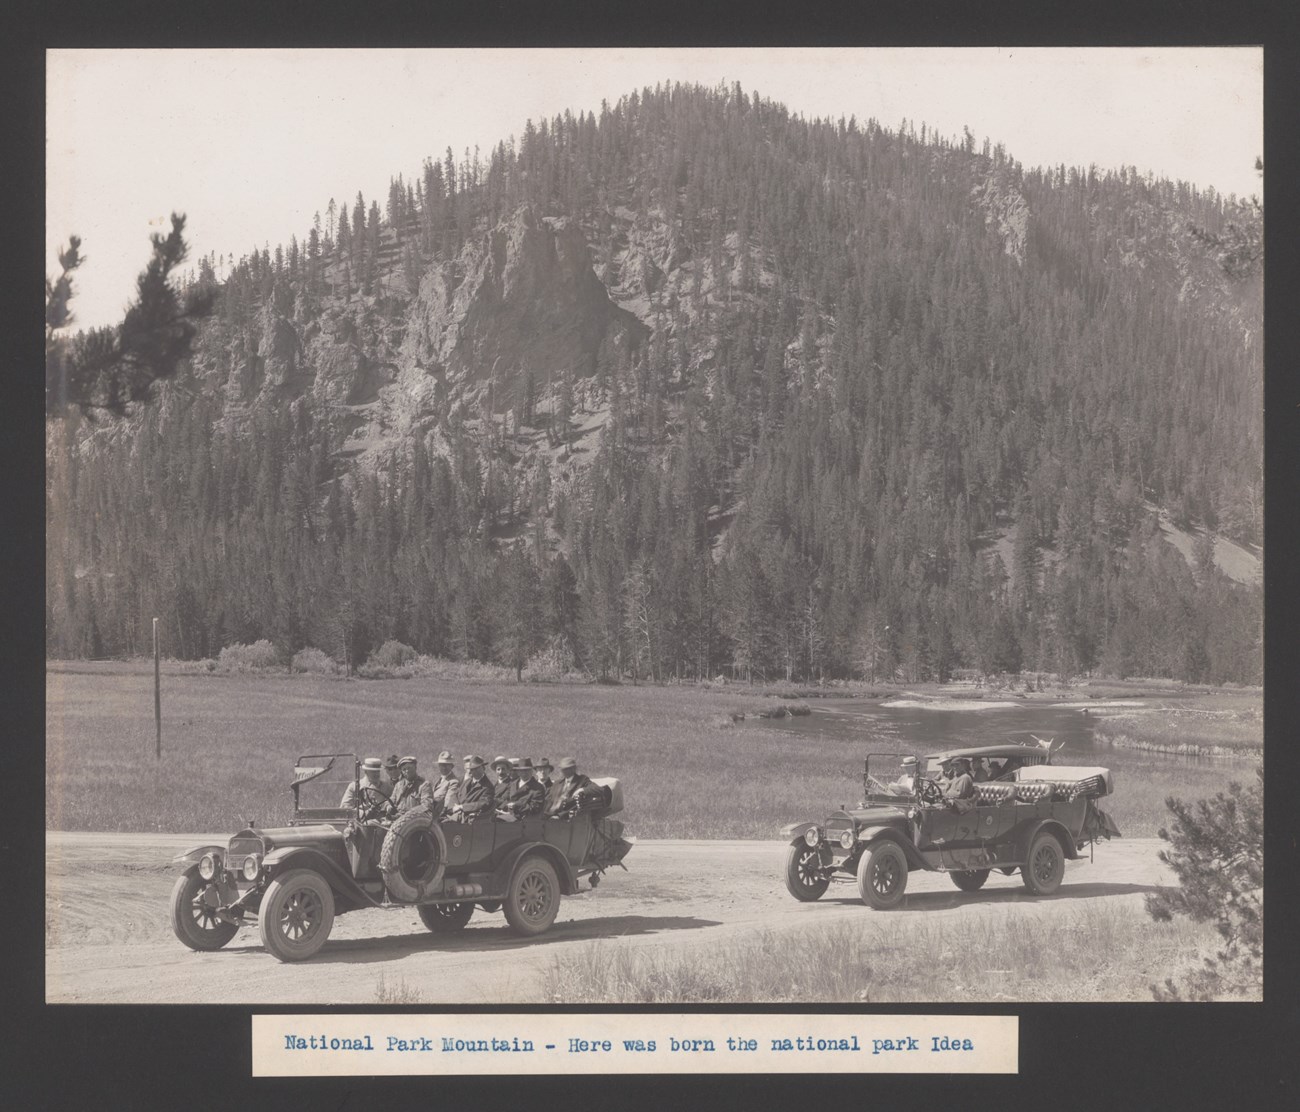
[1021, 831, 1065, 896]
[258, 869, 336, 962]
[170, 871, 239, 952]
[418, 901, 474, 933]
[857, 841, 908, 910]
[950, 869, 990, 892]
[784, 843, 830, 901]
[502, 855, 561, 937]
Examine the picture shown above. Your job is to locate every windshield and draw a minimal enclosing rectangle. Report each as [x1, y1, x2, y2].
[865, 754, 922, 798]
[293, 754, 357, 813]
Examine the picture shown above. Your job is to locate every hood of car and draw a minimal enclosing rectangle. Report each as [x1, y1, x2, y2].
[833, 804, 910, 828]
[229, 824, 345, 852]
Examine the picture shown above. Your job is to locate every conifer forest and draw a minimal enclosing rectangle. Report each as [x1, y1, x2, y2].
[45, 83, 1263, 685]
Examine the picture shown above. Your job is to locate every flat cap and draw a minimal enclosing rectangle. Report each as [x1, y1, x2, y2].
[398, 755, 417, 767]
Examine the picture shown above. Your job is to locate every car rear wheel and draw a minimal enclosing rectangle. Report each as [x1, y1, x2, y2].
[170, 871, 239, 952]
[258, 869, 335, 962]
[1021, 831, 1065, 896]
[857, 841, 908, 910]
[418, 901, 474, 933]
[950, 869, 990, 892]
[784, 843, 830, 901]
[502, 855, 561, 937]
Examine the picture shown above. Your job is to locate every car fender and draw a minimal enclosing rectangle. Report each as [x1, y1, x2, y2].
[172, 844, 228, 871]
[262, 845, 383, 909]
[779, 821, 819, 845]
[1017, 818, 1080, 861]
[859, 827, 929, 871]
[490, 841, 578, 897]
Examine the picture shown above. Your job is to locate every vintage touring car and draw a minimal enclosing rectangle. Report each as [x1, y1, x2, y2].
[170, 754, 633, 961]
[781, 741, 1121, 909]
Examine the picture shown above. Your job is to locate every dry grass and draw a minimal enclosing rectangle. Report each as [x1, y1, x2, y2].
[373, 973, 422, 1004]
[1092, 701, 1262, 756]
[44, 663, 1257, 839]
[541, 902, 1225, 1003]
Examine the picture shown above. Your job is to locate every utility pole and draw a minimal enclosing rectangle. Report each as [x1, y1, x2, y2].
[153, 617, 162, 759]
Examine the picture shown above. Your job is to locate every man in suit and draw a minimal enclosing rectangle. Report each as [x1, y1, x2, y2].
[447, 755, 495, 822]
[388, 756, 434, 815]
[534, 757, 554, 790]
[490, 755, 514, 788]
[498, 757, 546, 820]
[547, 757, 595, 817]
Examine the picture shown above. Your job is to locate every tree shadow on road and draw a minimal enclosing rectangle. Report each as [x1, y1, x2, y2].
[261, 913, 723, 966]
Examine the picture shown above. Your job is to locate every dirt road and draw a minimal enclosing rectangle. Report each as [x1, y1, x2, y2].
[46, 832, 1169, 1004]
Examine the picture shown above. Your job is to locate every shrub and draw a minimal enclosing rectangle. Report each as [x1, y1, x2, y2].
[291, 647, 341, 676]
[217, 640, 282, 672]
[369, 640, 418, 669]
[1145, 768, 1263, 1000]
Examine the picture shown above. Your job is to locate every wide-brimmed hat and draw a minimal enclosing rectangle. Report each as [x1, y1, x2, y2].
[398, 755, 417, 767]
[558, 757, 578, 771]
[536, 757, 554, 771]
[513, 757, 534, 772]
[437, 750, 454, 763]
[464, 754, 486, 769]
[361, 757, 384, 772]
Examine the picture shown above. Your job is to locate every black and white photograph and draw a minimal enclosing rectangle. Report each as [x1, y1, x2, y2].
[44, 47, 1263, 1008]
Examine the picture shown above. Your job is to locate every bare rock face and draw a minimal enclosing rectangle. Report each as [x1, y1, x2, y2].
[402, 206, 647, 416]
[973, 171, 1029, 264]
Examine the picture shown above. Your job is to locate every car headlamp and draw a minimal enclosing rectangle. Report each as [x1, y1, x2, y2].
[198, 853, 219, 881]
[242, 855, 261, 881]
[840, 830, 855, 850]
[804, 827, 820, 847]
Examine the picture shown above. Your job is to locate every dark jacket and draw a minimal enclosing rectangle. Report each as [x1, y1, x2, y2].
[500, 776, 546, 817]
[456, 774, 495, 820]
[547, 772, 594, 815]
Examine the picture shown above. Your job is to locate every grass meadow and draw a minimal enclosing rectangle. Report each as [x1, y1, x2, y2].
[46, 662, 1257, 837]
[540, 901, 1225, 1003]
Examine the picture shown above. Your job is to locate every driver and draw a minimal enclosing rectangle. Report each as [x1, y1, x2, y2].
[340, 757, 392, 819]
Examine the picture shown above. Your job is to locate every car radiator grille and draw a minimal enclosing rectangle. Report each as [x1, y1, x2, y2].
[226, 835, 263, 876]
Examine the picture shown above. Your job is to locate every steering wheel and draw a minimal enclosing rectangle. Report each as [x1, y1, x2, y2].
[359, 784, 392, 819]
[916, 777, 944, 805]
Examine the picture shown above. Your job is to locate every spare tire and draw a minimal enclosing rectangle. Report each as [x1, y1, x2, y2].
[378, 809, 447, 903]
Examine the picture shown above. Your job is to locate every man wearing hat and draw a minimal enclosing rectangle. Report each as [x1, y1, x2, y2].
[389, 756, 434, 815]
[430, 751, 460, 815]
[534, 758, 554, 790]
[546, 757, 595, 817]
[489, 755, 516, 790]
[340, 757, 392, 819]
[447, 755, 495, 822]
[497, 758, 546, 820]
[943, 757, 975, 809]
[382, 754, 401, 793]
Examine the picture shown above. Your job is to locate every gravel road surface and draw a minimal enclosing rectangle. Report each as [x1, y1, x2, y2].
[46, 832, 1169, 1004]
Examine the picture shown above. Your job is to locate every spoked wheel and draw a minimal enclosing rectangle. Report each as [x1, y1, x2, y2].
[1021, 831, 1065, 896]
[418, 901, 475, 933]
[258, 869, 335, 962]
[502, 855, 561, 937]
[857, 841, 909, 910]
[784, 843, 830, 901]
[170, 871, 239, 952]
[950, 869, 990, 892]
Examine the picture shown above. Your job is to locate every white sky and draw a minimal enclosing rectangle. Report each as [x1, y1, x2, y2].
[47, 47, 1262, 331]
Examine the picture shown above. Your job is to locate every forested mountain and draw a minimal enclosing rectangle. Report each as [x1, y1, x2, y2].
[45, 83, 1263, 684]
